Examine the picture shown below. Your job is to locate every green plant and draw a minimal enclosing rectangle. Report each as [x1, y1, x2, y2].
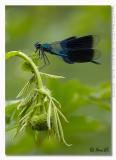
[5, 51, 71, 146]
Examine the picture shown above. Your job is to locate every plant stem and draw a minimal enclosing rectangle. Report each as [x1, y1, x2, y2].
[6, 51, 43, 89]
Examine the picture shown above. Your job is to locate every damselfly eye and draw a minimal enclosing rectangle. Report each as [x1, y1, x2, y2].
[35, 42, 41, 49]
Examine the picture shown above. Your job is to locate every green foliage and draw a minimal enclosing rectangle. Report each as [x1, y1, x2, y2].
[47, 80, 111, 114]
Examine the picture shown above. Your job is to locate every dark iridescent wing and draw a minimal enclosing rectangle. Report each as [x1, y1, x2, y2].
[48, 35, 100, 64]
[66, 48, 100, 63]
[61, 35, 100, 64]
[61, 35, 99, 49]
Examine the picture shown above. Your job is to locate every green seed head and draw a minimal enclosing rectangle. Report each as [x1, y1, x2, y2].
[30, 114, 48, 131]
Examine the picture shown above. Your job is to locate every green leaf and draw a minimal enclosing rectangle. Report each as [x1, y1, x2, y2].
[6, 100, 20, 116]
[47, 100, 52, 130]
[5, 100, 21, 131]
[53, 106, 60, 141]
[40, 72, 65, 79]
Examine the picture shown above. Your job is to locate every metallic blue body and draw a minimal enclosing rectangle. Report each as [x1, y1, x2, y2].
[42, 41, 74, 64]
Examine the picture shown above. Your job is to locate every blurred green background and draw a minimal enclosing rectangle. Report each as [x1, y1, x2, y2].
[5, 6, 111, 155]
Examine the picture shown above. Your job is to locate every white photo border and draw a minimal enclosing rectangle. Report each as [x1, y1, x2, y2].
[0, 1, 116, 160]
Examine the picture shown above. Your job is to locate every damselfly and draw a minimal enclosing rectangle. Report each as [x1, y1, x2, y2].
[35, 35, 100, 67]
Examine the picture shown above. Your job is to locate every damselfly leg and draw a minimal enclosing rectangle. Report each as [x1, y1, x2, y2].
[37, 49, 50, 70]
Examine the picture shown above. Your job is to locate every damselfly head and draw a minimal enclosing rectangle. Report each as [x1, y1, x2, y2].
[34, 42, 42, 49]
